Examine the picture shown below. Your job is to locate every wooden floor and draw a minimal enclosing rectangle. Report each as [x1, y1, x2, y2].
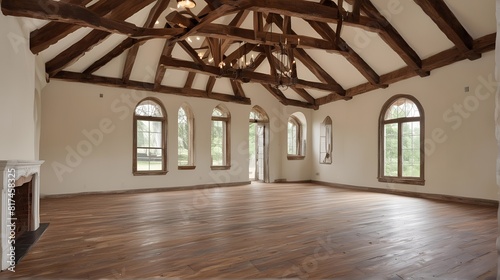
[2, 183, 498, 279]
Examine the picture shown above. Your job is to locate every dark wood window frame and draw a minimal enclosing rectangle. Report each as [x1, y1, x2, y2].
[211, 105, 231, 170]
[378, 94, 425, 185]
[133, 97, 167, 176]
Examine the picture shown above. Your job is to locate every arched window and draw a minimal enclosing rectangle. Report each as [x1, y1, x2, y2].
[178, 104, 195, 169]
[288, 116, 301, 155]
[249, 106, 269, 182]
[379, 95, 424, 185]
[320, 116, 333, 164]
[133, 98, 167, 175]
[211, 104, 230, 169]
[287, 112, 306, 160]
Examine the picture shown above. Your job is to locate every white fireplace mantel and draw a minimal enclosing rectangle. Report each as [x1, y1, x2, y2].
[0, 160, 44, 271]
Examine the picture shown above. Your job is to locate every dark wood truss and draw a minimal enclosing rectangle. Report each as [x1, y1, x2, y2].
[1, 0, 495, 109]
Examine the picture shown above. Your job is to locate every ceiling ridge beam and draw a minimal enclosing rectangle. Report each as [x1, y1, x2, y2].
[413, 0, 480, 60]
[53, 71, 251, 105]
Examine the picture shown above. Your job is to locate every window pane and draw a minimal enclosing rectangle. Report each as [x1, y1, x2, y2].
[384, 123, 398, 176]
[385, 98, 420, 120]
[178, 108, 190, 166]
[211, 120, 225, 165]
[402, 121, 420, 177]
[135, 100, 163, 117]
[137, 131, 148, 148]
[137, 121, 162, 148]
[137, 120, 149, 132]
[149, 131, 162, 148]
[320, 117, 332, 164]
[287, 121, 297, 155]
[137, 148, 163, 171]
[150, 121, 162, 133]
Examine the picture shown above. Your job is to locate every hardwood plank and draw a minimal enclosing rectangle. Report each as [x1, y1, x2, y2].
[3, 183, 496, 279]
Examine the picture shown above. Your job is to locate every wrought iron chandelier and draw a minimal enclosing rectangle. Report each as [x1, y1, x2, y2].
[274, 38, 297, 90]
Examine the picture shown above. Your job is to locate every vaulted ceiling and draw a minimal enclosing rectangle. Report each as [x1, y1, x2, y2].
[1, 0, 496, 109]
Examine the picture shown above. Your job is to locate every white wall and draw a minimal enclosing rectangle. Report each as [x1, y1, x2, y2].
[40, 80, 306, 195]
[312, 51, 497, 200]
[0, 15, 39, 160]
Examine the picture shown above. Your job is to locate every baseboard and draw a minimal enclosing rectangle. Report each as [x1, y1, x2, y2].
[312, 180, 499, 207]
[274, 179, 313, 184]
[42, 181, 251, 198]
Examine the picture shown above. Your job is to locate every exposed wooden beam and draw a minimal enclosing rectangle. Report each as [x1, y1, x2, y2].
[1, 0, 183, 40]
[83, 38, 142, 75]
[317, 33, 495, 105]
[413, 0, 480, 60]
[166, 11, 198, 28]
[253, 12, 263, 39]
[315, 92, 352, 105]
[351, 0, 362, 22]
[44, 0, 155, 77]
[122, 0, 171, 83]
[206, 76, 216, 95]
[178, 40, 206, 64]
[206, 37, 222, 67]
[154, 40, 176, 90]
[160, 57, 345, 93]
[268, 14, 346, 96]
[306, 20, 380, 85]
[194, 24, 336, 50]
[264, 46, 278, 77]
[220, 0, 381, 33]
[221, 43, 257, 69]
[261, 84, 318, 110]
[345, 0, 428, 77]
[184, 72, 197, 88]
[230, 80, 246, 98]
[176, 4, 240, 41]
[293, 48, 346, 96]
[53, 71, 251, 105]
[29, 0, 111, 54]
[291, 87, 316, 105]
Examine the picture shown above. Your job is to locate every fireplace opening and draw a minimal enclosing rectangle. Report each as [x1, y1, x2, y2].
[14, 177, 33, 240]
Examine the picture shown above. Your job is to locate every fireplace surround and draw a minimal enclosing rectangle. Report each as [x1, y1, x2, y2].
[0, 160, 43, 271]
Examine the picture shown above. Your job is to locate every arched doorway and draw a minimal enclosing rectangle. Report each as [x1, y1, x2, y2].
[249, 106, 270, 182]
